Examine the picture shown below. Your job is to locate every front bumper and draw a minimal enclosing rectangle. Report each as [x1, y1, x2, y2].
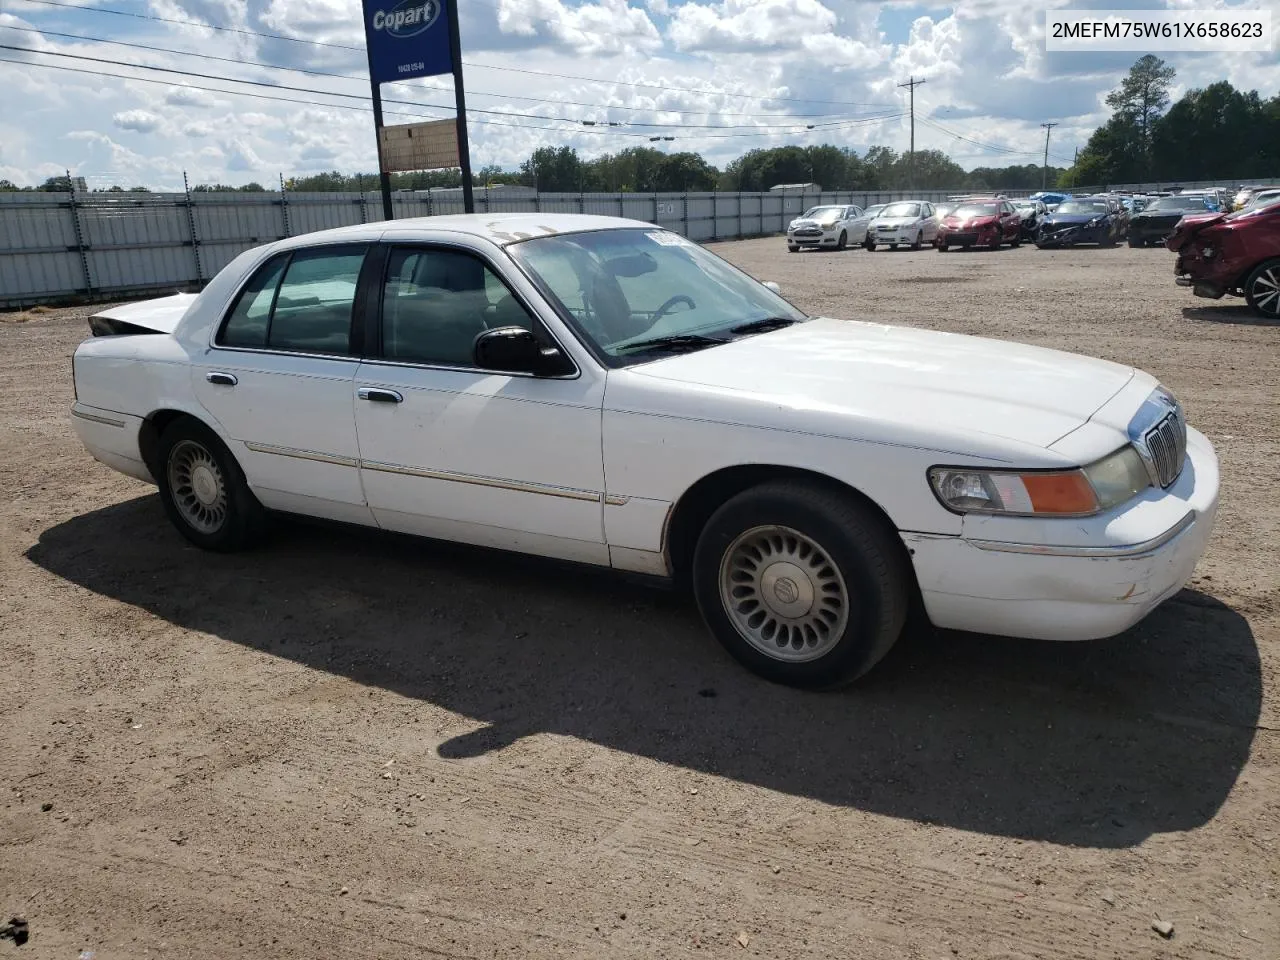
[788, 229, 841, 247]
[1038, 224, 1107, 246]
[903, 426, 1219, 641]
[868, 227, 919, 245]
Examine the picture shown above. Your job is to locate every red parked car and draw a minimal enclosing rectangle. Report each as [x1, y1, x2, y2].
[936, 199, 1022, 251]
[1168, 200, 1280, 319]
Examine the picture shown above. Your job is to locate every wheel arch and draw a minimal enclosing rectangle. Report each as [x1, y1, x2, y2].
[663, 464, 909, 587]
[138, 407, 230, 478]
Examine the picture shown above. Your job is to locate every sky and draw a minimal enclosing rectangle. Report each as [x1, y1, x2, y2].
[0, 0, 1276, 189]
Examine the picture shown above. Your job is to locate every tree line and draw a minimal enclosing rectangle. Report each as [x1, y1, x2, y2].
[1061, 55, 1280, 186]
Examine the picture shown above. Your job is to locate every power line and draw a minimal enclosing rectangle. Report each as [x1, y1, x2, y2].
[917, 116, 1074, 165]
[2, 42, 899, 132]
[12, 0, 898, 109]
[1039, 122, 1058, 189]
[0, 54, 900, 141]
[896, 76, 925, 190]
[1, 24, 884, 122]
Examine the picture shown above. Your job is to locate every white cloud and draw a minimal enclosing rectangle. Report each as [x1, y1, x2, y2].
[113, 110, 164, 134]
[225, 138, 265, 171]
[165, 86, 222, 108]
[496, 0, 663, 55]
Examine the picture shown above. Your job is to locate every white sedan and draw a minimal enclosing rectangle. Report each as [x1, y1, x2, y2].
[863, 200, 940, 250]
[71, 214, 1218, 688]
[786, 204, 862, 251]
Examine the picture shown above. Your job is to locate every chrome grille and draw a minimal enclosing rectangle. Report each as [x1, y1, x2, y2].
[1144, 410, 1187, 487]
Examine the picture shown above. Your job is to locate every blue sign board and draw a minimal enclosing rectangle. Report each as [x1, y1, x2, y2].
[362, 0, 453, 84]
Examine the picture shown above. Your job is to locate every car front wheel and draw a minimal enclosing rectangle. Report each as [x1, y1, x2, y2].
[692, 480, 909, 688]
[156, 417, 266, 551]
[1244, 258, 1280, 318]
[836, 231, 847, 251]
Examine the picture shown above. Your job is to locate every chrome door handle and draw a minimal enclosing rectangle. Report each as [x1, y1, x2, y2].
[206, 371, 238, 386]
[357, 387, 403, 404]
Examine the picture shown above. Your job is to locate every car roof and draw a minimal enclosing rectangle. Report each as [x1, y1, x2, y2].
[268, 213, 660, 250]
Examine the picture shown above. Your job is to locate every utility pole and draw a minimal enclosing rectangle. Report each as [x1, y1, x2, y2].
[1040, 122, 1058, 190]
[897, 76, 926, 190]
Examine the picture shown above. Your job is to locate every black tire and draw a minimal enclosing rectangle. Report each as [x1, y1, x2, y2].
[938, 241, 949, 253]
[836, 231, 847, 251]
[962, 242, 973, 251]
[1243, 258, 1280, 319]
[155, 417, 266, 552]
[988, 230, 1002, 250]
[788, 245, 800, 253]
[863, 240, 876, 252]
[1128, 236, 1143, 248]
[1010, 230, 1021, 248]
[910, 231, 923, 251]
[889, 243, 898, 251]
[691, 480, 910, 689]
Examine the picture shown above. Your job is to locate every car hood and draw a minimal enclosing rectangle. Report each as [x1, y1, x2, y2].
[790, 218, 836, 229]
[1041, 213, 1105, 227]
[943, 215, 997, 228]
[873, 217, 919, 228]
[1164, 212, 1227, 250]
[626, 318, 1135, 452]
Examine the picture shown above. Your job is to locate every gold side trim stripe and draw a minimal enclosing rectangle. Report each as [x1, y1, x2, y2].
[244, 441, 359, 468]
[72, 409, 126, 428]
[244, 444, 623, 505]
[360, 459, 602, 502]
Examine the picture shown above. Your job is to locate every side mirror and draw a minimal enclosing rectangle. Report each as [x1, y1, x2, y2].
[473, 326, 567, 376]
[762, 281, 782, 295]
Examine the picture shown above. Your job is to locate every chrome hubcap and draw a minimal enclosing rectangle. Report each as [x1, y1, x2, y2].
[168, 440, 228, 534]
[1252, 267, 1279, 316]
[719, 525, 850, 662]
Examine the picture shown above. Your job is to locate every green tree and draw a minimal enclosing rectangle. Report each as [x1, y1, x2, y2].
[1151, 82, 1277, 180]
[521, 146, 583, 192]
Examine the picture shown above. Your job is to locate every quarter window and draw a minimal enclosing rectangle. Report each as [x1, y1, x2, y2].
[218, 245, 367, 355]
[381, 247, 536, 368]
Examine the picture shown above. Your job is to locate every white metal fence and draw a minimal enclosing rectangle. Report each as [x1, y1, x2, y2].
[0, 185, 1003, 307]
[4, 176, 1273, 307]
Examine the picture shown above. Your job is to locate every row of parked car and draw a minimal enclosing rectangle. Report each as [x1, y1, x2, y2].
[787, 186, 1278, 255]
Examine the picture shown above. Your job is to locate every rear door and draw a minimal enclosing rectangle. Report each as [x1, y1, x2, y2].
[192, 243, 375, 525]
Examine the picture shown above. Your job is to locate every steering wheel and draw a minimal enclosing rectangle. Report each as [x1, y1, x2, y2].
[651, 294, 696, 322]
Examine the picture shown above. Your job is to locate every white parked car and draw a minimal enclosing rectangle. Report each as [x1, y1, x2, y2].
[863, 201, 940, 250]
[786, 204, 862, 252]
[71, 214, 1218, 688]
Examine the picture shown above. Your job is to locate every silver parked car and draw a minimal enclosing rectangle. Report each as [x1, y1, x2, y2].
[786, 205, 862, 252]
[863, 201, 939, 251]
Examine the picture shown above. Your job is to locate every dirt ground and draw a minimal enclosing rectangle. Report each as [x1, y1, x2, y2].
[1, 239, 1277, 960]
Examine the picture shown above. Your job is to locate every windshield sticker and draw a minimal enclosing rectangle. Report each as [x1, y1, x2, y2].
[648, 231, 692, 246]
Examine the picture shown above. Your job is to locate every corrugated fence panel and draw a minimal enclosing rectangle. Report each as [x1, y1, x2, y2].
[9, 178, 1236, 305]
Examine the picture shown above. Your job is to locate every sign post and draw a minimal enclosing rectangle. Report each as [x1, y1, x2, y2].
[360, 0, 474, 216]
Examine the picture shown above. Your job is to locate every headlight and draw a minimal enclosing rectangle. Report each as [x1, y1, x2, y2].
[929, 446, 1151, 517]
[1087, 218, 1100, 227]
[1083, 445, 1150, 510]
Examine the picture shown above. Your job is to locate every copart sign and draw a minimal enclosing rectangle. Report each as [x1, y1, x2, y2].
[362, 0, 452, 84]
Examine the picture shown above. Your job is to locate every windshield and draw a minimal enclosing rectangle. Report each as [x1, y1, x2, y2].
[509, 229, 807, 365]
[801, 206, 843, 221]
[1013, 202, 1036, 211]
[953, 203, 998, 218]
[1147, 197, 1212, 213]
[880, 202, 920, 218]
[1054, 200, 1109, 215]
[863, 204, 886, 218]
[934, 203, 956, 218]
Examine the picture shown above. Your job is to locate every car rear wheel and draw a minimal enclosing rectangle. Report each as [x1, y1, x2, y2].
[156, 417, 266, 552]
[1244, 258, 1280, 318]
[692, 480, 910, 688]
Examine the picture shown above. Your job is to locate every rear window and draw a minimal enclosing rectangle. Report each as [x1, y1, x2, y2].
[218, 245, 367, 355]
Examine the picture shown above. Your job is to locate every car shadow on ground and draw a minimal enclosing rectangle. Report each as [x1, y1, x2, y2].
[1182, 305, 1278, 326]
[27, 495, 1262, 849]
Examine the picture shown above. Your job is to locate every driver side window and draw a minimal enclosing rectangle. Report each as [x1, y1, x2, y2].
[380, 247, 535, 368]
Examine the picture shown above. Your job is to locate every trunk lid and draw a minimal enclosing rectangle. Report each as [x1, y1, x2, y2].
[87, 292, 196, 337]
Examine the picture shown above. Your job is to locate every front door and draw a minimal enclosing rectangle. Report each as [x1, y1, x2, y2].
[353, 242, 608, 565]
[192, 243, 374, 525]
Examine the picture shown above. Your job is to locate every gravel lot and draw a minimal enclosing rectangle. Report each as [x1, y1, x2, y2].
[1, 238, 1277, 959]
